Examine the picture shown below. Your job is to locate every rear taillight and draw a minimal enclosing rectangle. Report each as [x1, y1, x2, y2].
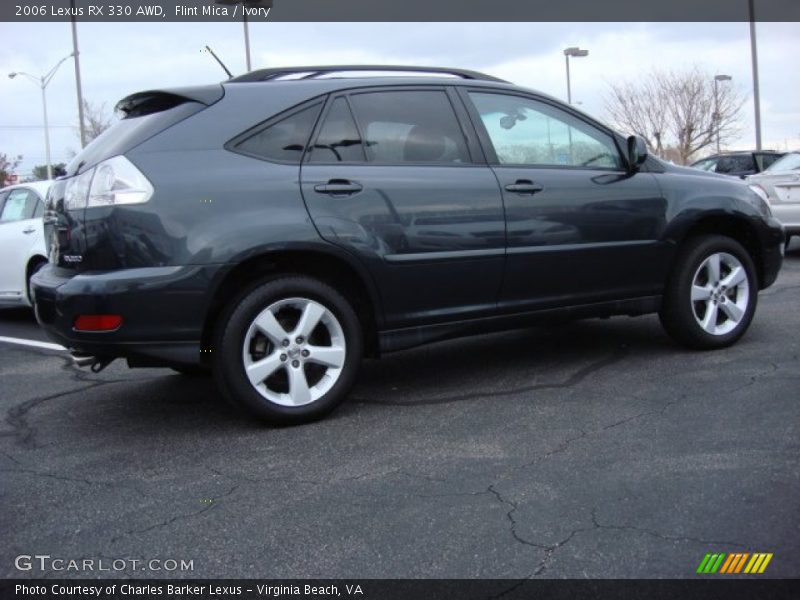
[74, 315, 123, 332]
[64, 156, 153, 210]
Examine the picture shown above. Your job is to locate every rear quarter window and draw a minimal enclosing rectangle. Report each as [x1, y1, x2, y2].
[233, 102, 323, 163]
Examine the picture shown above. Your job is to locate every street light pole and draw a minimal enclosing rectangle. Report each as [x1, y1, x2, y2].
[714, 74, 732, 153]
[563, 47, 589, 105]
[8, 53, 74, 180]
[71, 0, 87, 148]
[749, 0, 762, 150]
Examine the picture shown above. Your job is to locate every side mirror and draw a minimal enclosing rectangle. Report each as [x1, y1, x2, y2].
[626, 135, 648, 173]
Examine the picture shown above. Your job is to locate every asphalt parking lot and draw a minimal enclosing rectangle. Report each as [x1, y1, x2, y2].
[2, 244, 799, 581]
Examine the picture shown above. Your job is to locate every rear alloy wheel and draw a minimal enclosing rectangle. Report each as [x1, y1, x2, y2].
[659, 235, 758, 349]
[213, 277, 362, 424]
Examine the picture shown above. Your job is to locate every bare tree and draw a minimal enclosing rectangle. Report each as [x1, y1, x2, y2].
[78, 99, 114, 144]
[604, 67, 745, 164]
[1, 152, 23, 185]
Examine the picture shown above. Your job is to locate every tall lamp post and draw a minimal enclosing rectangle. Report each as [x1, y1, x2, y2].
[8, 53, 74, 180]
[563, 47, 588, 105]
[713, 74, 732, 153]
[749, 0, 762, 150]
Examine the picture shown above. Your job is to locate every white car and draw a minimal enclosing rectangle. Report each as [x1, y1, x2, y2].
[747, 152, 800, 247]
[0, 180, 51, 307]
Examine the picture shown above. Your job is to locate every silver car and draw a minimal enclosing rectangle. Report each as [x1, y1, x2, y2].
[747, 152, 800, 247]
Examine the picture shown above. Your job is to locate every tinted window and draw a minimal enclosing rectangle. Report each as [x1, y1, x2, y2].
[716, 154, 755, 174]
[0, 189, 38, 222]
[235, 103, 322, 163]
[307, 98, 365, 163]
[469, 92, 622, 169]
[757, 153, 783, 170]
[348, 91, 470, 164]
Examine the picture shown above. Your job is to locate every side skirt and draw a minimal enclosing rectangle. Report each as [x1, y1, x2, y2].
[378, 295, 662, 354]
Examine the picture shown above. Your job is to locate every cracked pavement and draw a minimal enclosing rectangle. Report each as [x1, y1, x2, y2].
[1, 245, 799, 579]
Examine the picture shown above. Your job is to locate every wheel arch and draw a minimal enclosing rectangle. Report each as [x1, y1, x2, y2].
[664, 212, 766, 288]
[25, 254, 49, 304]
[201, 244, 383, 361]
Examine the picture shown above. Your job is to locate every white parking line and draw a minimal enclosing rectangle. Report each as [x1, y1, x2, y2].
[0, 336, 66, 352]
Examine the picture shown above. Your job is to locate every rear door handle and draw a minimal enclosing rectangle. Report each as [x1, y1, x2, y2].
[313, 179, 363, 196]
[504, 180, 544, 195]
[22, 227, 36, 234]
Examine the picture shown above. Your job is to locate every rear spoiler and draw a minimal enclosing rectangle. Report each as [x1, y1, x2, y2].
[115, 85, 225, 118]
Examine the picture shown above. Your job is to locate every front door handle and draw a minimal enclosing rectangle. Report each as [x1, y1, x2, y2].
[313, 179, 363, 196]
[504, 180, 544, 195]
[22, 227, 36, 234]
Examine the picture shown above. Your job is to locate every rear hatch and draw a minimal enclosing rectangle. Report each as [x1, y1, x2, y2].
[44, 86, 223, 271]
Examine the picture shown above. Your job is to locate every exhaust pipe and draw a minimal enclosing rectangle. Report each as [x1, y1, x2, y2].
[70, 353, 115, 373]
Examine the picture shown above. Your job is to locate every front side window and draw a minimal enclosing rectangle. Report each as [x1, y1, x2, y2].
[0, 189, 38, 223]
[469, 92, 622, 169]
[234, 102, 322, 163]
[348, 91, 470, 164]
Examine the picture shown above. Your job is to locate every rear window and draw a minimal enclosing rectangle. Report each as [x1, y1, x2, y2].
[765, 152, 800, 172]
[65, 101, 204, 176]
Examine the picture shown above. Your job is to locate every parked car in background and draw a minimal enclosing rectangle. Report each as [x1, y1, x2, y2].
[691, 150, 785, 178]
[0, 181, 51, 307]
[31, 65, 784, 424]
[747, 152, 800, 247]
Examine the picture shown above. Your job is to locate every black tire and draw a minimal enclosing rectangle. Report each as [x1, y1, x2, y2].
[212, 276, 363, 425]
[659, 235, 758, 350]
[26, 258, 47, 305]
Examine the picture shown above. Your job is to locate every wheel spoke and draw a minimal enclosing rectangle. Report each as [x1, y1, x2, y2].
[720, 301, 744, 323]
[245, 352, 284, 386]
[721, 266, 746, 288]
[705, 254, 721, 284]
[700, 301, 719, 334]
[306, 344, 345, 369]
[254, 309, 288, 345]
[287, 366, 312, 405]
[691, 284, 712, 302]
[294, 301, 325, 339]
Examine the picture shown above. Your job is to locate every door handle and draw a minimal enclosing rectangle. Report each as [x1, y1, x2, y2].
[22, 227, 36, 234]
[504, 180, 544, 195]
[313, 179, 363, 196]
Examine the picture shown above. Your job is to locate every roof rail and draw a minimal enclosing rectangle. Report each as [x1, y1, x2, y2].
[228, 65, 508, 84]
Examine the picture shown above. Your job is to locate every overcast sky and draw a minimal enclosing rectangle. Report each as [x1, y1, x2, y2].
[1, 21, 798, 176]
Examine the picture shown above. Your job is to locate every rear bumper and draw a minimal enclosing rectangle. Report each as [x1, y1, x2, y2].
[31, 264, 220, 367]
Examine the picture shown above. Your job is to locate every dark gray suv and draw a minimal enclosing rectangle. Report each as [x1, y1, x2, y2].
[32, 65, 784, 424]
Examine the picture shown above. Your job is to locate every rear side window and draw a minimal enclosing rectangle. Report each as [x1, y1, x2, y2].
[348, 91, 470, 164]
[0, 189, 38, 222]
[234, 103, 322, 163]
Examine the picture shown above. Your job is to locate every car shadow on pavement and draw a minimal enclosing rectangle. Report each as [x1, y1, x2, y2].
[77, 315, 676, 430]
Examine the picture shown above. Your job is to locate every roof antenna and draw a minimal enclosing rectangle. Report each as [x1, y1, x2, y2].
[204, 45, 233, 79]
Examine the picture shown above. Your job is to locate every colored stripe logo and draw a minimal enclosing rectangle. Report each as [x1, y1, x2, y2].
[697, 552, 773, 574]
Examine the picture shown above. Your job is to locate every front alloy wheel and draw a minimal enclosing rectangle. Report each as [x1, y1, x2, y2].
[690, 252, 750, 336]
[659, 235, 758, 350]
